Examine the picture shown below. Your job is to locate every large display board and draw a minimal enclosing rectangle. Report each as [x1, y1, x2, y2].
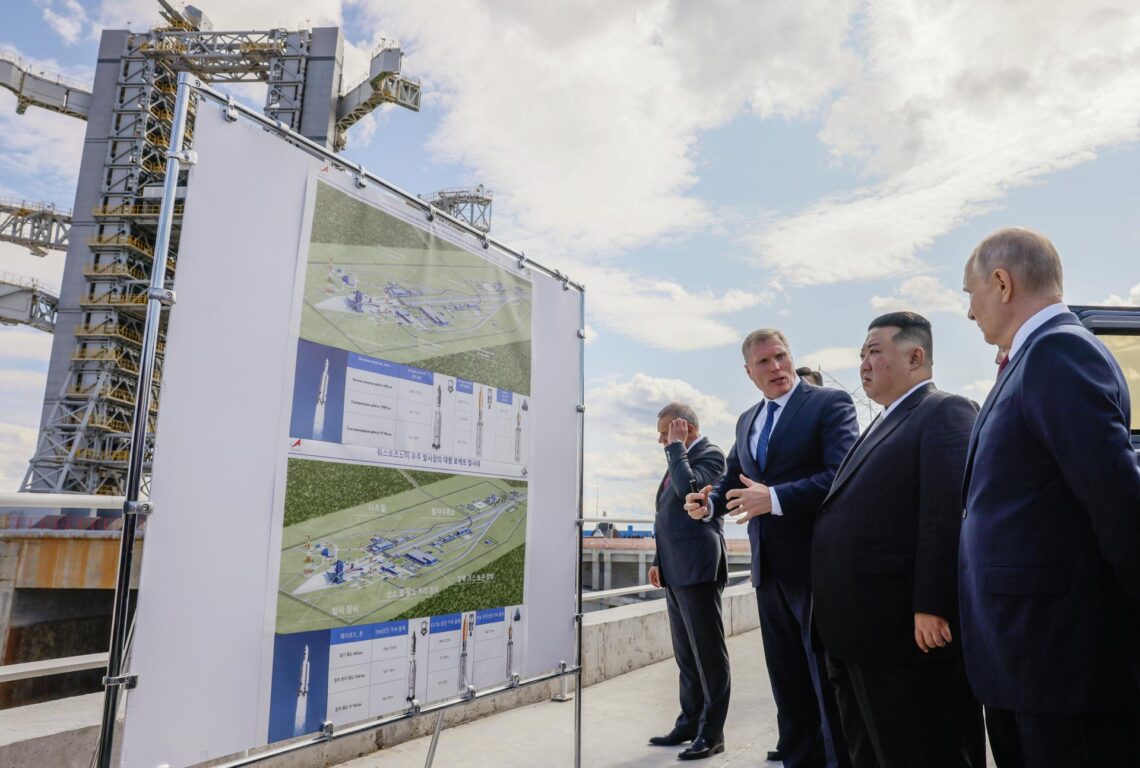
[119, 101, 581, 768]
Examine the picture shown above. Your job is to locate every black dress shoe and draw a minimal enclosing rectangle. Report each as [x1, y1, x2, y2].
[766, 748, 784, 762]
[678, 735, 725, 760]
[648, 728, 697, 746]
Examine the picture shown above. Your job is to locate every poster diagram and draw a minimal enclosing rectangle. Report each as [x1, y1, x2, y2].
[301, 181, 532, 397]
[276, 459, 527, 633]
[268, 178, 536, 742]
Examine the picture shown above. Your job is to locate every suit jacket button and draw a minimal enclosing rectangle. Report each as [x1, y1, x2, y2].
[961, 509, 967, 519]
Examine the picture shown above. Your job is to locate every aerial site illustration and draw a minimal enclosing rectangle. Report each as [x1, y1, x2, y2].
[276, 459, 528, 634]
[301, 181, 532, 396]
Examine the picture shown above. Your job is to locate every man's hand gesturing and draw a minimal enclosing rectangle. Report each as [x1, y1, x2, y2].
[667, 418, 689, 444]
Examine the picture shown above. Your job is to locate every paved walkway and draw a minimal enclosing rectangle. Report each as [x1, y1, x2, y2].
[342, 628, 995, 768]
[342, 627, 996, 768]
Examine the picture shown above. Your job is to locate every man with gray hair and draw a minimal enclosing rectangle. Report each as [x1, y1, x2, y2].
[646, 402, 730, 760]
[960, 227, 1140, 767]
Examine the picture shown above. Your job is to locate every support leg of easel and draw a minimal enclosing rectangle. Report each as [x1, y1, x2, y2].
[424, 710, 445, 768]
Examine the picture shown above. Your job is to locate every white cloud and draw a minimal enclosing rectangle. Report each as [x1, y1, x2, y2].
[0, 422, 37, 493]
[584, 373, 736, 519]
[354, 0, 858, 256]
[577, 262, 777, 351]
[0, 327, 55, 362]
[42, 0, 89, 45]
[751, 1, 1140, 285]
[0, 93, 87, 205]
[799, 346, 860, 372]
[871, 275, 966, 315]
[1101, 282, 1140, 307]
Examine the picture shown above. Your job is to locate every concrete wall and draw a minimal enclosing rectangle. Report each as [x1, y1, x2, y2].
[0, 586, 758, 768]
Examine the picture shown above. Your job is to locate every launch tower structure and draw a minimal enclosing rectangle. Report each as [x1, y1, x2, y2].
[18, 2, 421, 497]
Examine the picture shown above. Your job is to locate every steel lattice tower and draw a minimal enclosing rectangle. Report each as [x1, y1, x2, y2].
[21, 10, 378, 497]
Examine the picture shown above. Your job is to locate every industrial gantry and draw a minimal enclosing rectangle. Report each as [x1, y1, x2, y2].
[9, 1, 423, 497]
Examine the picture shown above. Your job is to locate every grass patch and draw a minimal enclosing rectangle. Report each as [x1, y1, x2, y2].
[414, 340, 531, 397]
[391, 544, 526, 619]
[284, 459, 413, 526]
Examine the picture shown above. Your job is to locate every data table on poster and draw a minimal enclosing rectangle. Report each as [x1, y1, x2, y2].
[316, 609, 523, 728]
[327, 350, 531, 476]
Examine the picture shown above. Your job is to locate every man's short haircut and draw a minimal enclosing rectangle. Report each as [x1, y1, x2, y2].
[741, 328, 791, 358]
[969, 227, 1064, 296]
[657, 401, 699, 430]
[868, 311, 934, 364]
[796, 367, 823, 386]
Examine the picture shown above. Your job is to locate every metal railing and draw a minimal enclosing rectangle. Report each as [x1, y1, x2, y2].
[0, 653, 108, 684]
[0, 492, 126, 510]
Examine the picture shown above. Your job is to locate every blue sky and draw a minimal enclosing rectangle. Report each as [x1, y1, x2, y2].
[2, 1, 1139, 527]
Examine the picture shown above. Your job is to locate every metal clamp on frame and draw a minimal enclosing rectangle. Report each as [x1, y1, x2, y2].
[122, 500, 153, 517]
[168, 148, 198, 167]
[102, 673, 137, 690]
[147, 287, 176, 304]
[407, 698, 422, 715]
[320, 721, 334, 742]
[463, 684, 476, 701]
[224, 94, 238, 122]
[516, 252, 527, 270]
[354, 166, 368, 189]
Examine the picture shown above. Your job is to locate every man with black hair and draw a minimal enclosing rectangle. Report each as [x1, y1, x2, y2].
[811, 311, 984, 767]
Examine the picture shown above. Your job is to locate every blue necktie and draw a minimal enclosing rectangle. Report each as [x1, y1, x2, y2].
[755, 400, 780, 471]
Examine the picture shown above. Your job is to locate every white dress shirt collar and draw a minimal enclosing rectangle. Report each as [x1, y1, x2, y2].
[882, 378, 933, 419]
[1009, 302, 1068, 361]
[685, 435, 707, 451]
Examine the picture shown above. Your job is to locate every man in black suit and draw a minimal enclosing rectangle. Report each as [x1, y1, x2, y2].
[812, 312, 984, 768]
[959, 228, 1140, 767]
[686, 329, 858, 768]
[647, 402, 730, 761]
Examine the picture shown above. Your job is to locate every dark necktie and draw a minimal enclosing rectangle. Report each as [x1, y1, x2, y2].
[997, 353, 1009, 374]
[755, 400, 780, 471]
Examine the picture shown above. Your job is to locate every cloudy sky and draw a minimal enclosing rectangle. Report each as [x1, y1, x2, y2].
[2, 0, 1139, 529]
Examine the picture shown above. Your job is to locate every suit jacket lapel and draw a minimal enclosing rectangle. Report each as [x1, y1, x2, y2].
[738, 401, 764, 477]
[764, 382, 809, 466]
[961, 313, 1079, 501]
[825, 383, 931, 505]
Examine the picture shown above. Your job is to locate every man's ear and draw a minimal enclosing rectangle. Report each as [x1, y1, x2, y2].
[994, 268, 1014, 304]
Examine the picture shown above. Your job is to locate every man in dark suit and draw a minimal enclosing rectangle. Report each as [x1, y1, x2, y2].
[646, 402, 730, 760]
[812, 312, 984, 768]
[686, 329, 859, 768]
[960, 227, 1140, 767]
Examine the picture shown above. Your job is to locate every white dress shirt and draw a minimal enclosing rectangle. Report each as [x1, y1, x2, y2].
[1008, 303, 1068, 362]
[705, 376, 800, 520]
[881, 378, 933, 420]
